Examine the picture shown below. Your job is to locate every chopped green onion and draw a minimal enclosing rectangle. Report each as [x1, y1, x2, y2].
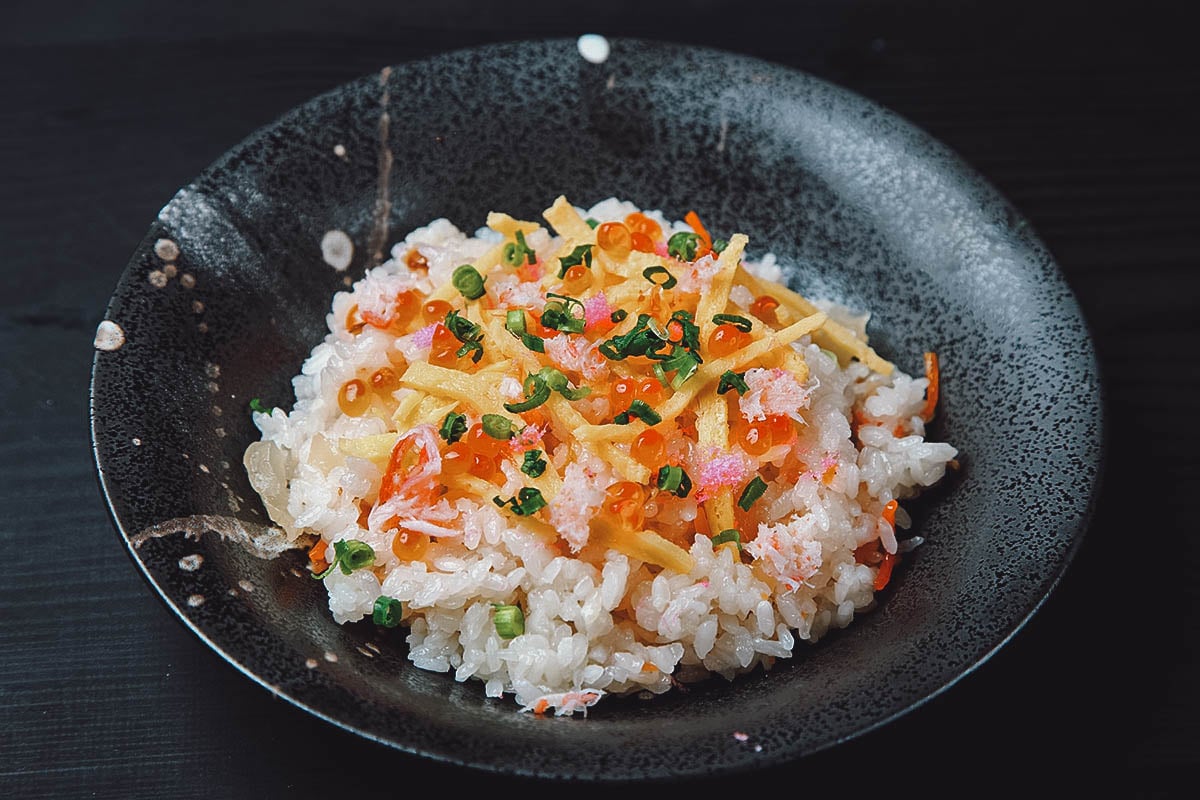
[482, 414, 518, 440]
[313, 538, 376, 579]
[712, 314, 753, 332]
[538, 366, 591, 401]
[610, 309, 628, 324]
[520, 449, 547, 477]
[737, 476, 768, 511]
[557, 243, 594, 278]
[491, 603, 525, 638]
[643, 265, 678, 290]
[439, 411, 468, 443]
[667, 231, 701, 261]
[659, 347, 701, 389]
[717, 370, 749, 395]
[539, 295, 586, 334]
[444, 310, 484, 362]
[711, 239, 729, 254]
[598, 314, 673, 361]
[711, 529, 743, 552]
[452, 264, 486, 300]
[504, 309, 545, 353]
[503, 374, 552, 413]
[613, 399, 661, 426]
[585, 217, 600, 229]
[492, 487, 547, 516]
[501, 230, 536, 267]
[249, 398, 272, 414]
[372, 596, 403, 627]
[656, 465, 693, 498]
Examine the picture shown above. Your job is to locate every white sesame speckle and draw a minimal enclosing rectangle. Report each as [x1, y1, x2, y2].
[238, 579, 255, 593]
[148, 270, 167, 288]
[733, 731, 749, 742]
[93, 320, 125, 351]
[132, 437, 142, 446]
[197, 321, 209, 333]
[186, 594, 205, 607]
[214, 427, 226, 438]
[356, 646, 374, 658]
[162, 264, 178, 279]
[205, 382, 219, 394]
[199, 463, 210, 474]
[577, 34, 610, 64]
[305, 658, 319, 669]
[192, 300, 205, 314]
[321, 229, 354, 271]
[178, 554, 203, 571]
[154, 238, 180, 261]
[227, 588, 239, 597]
[324, 651, 339, 663]
[333, 143, 347, 158]
[365, 642, 381, 654]
[204, 363, 220, 378]
[180, 273, 196, 289]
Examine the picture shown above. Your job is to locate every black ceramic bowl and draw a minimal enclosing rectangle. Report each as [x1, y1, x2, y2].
[89, 38, 1102, 780]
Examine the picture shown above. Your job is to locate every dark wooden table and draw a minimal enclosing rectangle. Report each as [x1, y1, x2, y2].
[3, 1, 1196, 796]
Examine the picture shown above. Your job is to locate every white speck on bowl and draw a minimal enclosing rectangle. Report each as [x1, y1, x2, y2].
[577, 34, 610, 64]
[321, 229, 354, 271]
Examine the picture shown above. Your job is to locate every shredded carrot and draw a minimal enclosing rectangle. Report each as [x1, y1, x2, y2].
[873, 551, 898, 591]
[685, 210, 713, 260]
[533, 699, 549, 715]
[881, 499, 898, 527]
[641, 662, 659, 673]
[920, 351, 939, 421]
[308, 539, 329, 573]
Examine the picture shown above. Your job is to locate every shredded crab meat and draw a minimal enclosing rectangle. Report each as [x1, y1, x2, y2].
[740, 367, 812, 422]
[543, 334, 609, 382]
[522, 689, 606, 716]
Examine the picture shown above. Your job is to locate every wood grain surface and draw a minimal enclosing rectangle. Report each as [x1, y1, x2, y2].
[2, 1, 1197, 797]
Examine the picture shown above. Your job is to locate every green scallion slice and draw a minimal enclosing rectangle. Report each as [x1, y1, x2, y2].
[439, 411, 468, 443]
[711, 529, 742, 552]
[712, 313, 753, 332]
[372, 596, 403, 627]
[737, 476, 768, 511]
[501, 230, 537, 267]
[610, 309, 628, 324]
[249, 398, 272, 414]
[491, 603, 525, 639]
[504, 309, 545, 353]
[717, 370, 749, 395]
[656, 464, 693, 498]
[520, 449, 547, 478]
[643, 265, 678, 290]
[482, 414, 518, 440]
[667, 231, 701, 261]
[585, 217, 600, 229]
[452, 264, 486, 300]
[613, 399, 661, 426]
[557, 243, 594, 278]
[313, 538, 377, 579]
[711, 239, 729, 254]
[492, 487, 547, 516]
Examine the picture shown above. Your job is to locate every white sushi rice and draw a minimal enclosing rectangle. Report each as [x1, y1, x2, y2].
[245, 199, 957, 713]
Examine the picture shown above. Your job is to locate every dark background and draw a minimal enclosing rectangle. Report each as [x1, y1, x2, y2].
[2, 1, 1197, 796]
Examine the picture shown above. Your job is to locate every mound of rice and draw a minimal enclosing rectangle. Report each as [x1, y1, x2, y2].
[245, 197, 957, 715]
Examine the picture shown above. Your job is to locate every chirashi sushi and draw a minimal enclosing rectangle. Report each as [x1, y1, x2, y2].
[244, 196, 957, 715]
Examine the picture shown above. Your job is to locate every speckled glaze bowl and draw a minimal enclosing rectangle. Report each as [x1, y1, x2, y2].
[89, 38, 1103, 780]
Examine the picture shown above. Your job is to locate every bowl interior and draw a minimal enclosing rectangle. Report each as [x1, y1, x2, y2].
[90, 38, 1102, 780]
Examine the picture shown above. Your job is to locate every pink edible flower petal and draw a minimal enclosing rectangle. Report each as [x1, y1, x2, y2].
[509, 423, 546, 453]
[410, 322, 437, 349]
[694, 451, 754, 502]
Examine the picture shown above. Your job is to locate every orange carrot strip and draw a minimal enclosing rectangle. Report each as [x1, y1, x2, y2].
[684, 210, 712, 247]
[874, 551, 898, 591]
[308, 539, 329, 573]
[881, 499, 898, 527]
[920, 351, 940, 421]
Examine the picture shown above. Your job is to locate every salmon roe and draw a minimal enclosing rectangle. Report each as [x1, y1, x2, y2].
[596, 221, 633, 259]
[369, 367, 399, 394]
[422, 298, 453, 323]
[634, 377, 666, 407]
[337, 378, 370, 416]
[630, 429, 667, 467]
[767, 414, 796, 446]
[604, 481, 646, 529]
[624, 212, 663, 241]
[429, 323, 461, 368]
[736, 420, 774, 456]
[391, 529, 430, 561]
[405, 249, 429, 272]
[610, 377, 637, 412]
[562, 264, 591, 292]
[464, 423, 507, 458]
[749, 294, 780, 323]
[707, 323, 752, 357]
[441, 441, 472, 475]
[630, 232, 656, 253]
